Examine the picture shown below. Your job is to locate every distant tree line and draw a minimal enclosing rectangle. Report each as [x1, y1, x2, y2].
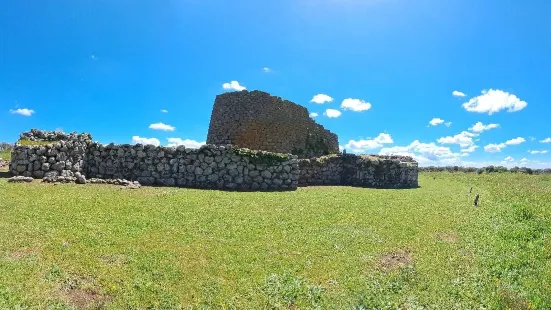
[420, 165, 551, 175]
[0, 142, 13, 151]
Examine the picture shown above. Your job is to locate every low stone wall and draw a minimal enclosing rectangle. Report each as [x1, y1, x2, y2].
[84, 143, 300, 190]
[298, 154, 418, 188]
[9, 140, 88, 179]
[9, 130, 419, 191]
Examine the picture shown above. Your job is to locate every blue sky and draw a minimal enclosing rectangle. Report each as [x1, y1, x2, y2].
[1, 0, 550, 167]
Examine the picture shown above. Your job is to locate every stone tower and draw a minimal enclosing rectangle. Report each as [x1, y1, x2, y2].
[206, 90, 339, 158]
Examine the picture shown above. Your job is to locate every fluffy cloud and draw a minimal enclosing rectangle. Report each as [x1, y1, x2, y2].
[484, 143, 505, 153]
[469, 122, 499, 133]
[445, 122, 452, 127]
[262, 67, 271, 73]
[167, 138, 205, 149]
[541, 138, 551, 143]
[10, 108, 35, 116]
[529, 150, 549, 155]
[452, 90, 466, 97]
[460, 145, 478, 153]
[344, 133, 393, 153]
[132, 136, 160, 146]
[309, 112, 319, 118]
[310, 94, 333, 104]
[429, 118, 445, 126]
[483, 137, 525, 153]
[324, 109, 341, 118]
[222, 81, 246, 91]
[437, 131, 477, 148]
[149, 122, 175, 131]
[340, 98, 372, 112]
[504, 156, 514, 162]
[379, 140, 465, 166]
[505, 137, 525, 145]
[521, 158, 529, 162]
[160, 109, 168, 113]
[461, 89, 527, 115]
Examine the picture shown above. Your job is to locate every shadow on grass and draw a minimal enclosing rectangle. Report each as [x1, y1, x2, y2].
[0, 170, 10, 179]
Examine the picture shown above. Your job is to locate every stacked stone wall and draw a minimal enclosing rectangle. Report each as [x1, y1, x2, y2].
[206, 90, 339, 158]
[9, 140, 88, 179]
[84, 143, 299, 190]
[9, 129, 419, 190]
[299, 154, 418, 188]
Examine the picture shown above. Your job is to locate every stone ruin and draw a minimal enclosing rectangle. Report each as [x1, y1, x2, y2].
[207, 90, 339, 158]
[8, 90, 419, 190]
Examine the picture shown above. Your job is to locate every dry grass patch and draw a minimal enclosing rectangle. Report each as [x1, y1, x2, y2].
[379, 249, 413, 272]
[436, 232, 458, 243]
[59, 276, 110, 310]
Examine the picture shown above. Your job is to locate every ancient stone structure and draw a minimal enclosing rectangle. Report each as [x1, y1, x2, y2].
[207, 90, 339, 158]
[9, 122, 419, 190]
[9, 130, 300, 191]
[84, 143, 299, 190]
[299, 154, 418, 188]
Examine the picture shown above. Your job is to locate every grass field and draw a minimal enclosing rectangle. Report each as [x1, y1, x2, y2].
[1, 173, 550, 309]
[0, 150, 11, 161]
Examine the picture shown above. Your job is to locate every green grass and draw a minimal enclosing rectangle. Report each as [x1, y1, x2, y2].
[0, 150, 10, 161]
[0, 173, 550, 309]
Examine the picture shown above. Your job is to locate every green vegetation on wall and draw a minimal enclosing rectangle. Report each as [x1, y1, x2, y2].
[230, 147, 291, 165]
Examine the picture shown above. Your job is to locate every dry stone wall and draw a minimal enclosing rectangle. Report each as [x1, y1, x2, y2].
[85, 143, 300, 191]
[299, 154, 418, 188]
[9, 126, 419, 190]
[9, 139, 88, 180]
[207, 90, 339, 158]
[9, 130, 300, 191]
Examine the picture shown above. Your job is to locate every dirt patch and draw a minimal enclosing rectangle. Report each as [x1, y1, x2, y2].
[7, 247, 36, 260]
[60, 276, 110, 309]
[379, 249, 413, 271]
[437, 232, 458, 243]
[100, 254, 129, 266]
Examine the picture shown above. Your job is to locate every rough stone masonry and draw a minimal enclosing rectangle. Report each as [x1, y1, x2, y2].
[207, 90, 339, 158]
[9, 90, 419, 190]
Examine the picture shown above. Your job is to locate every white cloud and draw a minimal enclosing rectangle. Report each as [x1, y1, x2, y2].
[222, 81, 246, 91]
[437, 131, 477, 148]
[521, 158, 529, 162]
[529, 150, 549, 155]
[324, 109, 341, 118]
[445, 122, 452, 127]
[344, 133, 394, 153]
[149, 122, 176, 131]
[461, 89, 527, 115]
[160, 109, 168, 113]
[469, 122, 500, 133]
[541, 138, 551, 143]
[262, 67, 271, 73]
[10, 108, 35, 116]
[483, 137, 525, 153]
[309, 112, 319, 118]
[167, 138, 205, 149]
[505, 137, 525, 145]
[429, 118, 445, 126]
[529, 137, 536, 141]
[341, 98, 372, 112]
[484, 143, 506, 153]
[379, 140, 465, 166]
[310, 94, 333, 104]
[452, 90, 466, 97]
[504, 156, 514, 162]
[132, 136, 160, 146]
[460, 145, 478, 153]
[90, 54, 97, 60]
